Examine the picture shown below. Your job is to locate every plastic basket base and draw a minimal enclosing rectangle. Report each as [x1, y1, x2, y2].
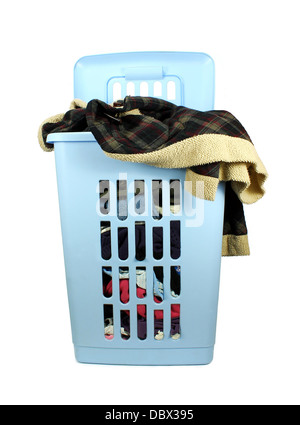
[74, 346, 214, 366]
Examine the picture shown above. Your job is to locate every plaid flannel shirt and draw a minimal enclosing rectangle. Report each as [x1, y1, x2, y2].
[40, 96, 267, 256]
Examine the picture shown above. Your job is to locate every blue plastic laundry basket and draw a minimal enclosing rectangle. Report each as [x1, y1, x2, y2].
[48, 52, 225, 365]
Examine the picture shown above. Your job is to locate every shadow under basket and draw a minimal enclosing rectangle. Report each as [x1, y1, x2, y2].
[48, 51, 225, 365]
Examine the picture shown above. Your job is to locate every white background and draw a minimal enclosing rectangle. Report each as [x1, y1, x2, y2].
[1, 0, 299, 406]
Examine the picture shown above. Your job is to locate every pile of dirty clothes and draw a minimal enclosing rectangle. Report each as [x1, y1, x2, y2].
[103, 266, 181, 340]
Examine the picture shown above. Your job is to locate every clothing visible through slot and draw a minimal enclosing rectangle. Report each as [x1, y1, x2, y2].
[101, 222, 181, 261]
[102, 267, 181, 340]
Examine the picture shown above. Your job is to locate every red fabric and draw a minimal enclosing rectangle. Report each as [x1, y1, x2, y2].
[119, 279, 130, 304]
[103, 279, 112, 297]
[104, 279, 180, 318]
[136, 287, 146, 299]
